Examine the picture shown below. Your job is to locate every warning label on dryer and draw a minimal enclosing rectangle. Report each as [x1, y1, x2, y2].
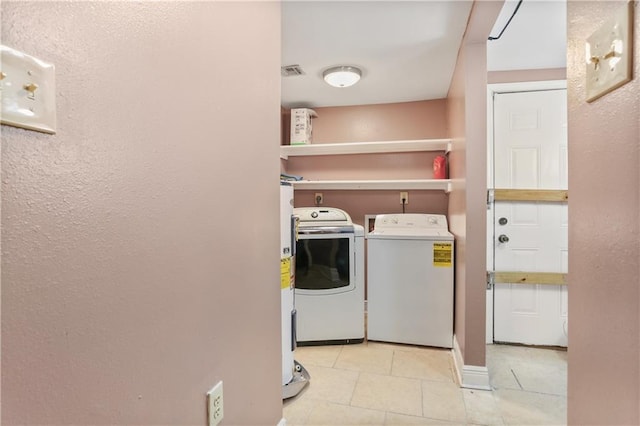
[433, 243, 453, 267]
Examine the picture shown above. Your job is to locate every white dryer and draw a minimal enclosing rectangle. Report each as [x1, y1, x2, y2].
[294, 207, 364, 344]
[367, 214, 454, 348]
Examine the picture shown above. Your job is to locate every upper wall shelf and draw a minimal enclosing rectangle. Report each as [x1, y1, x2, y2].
[291, 179, 452, 192]
[280, 139, 451, 160]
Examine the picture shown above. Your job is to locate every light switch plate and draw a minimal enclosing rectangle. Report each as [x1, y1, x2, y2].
[1, 45, 56, 133]
[585, 1, 634, 102]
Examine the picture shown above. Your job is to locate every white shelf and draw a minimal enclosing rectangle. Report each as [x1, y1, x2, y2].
[290, 179, 452, 192]
[280, 139, 451, 159]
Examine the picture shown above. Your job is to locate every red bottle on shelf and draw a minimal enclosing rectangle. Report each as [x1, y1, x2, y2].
[433, 155, 447, 179]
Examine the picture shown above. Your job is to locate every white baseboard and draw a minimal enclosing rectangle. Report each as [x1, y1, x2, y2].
[452, 335, 492, 390]
[277, 418, 287, 426]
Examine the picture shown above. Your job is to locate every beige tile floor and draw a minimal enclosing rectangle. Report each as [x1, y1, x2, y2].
[284, 341, 567, 425]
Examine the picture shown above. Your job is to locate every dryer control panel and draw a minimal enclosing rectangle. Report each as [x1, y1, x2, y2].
[295, 207, 352, 224]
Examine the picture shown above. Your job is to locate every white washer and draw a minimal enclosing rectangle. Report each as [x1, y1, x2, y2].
[294, 207, 364, 344]
[367, 213, 454, 348]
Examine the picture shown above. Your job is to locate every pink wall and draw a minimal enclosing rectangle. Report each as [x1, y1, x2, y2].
[283, 100, 451, 220]
[285, 152, 444, 181]
[567, 1, 640, 424]
[312, 100, 449, 143]
[446, 1, 503, 367]
[488, 67, 567, 84]
[447, 49, 469, 359]
[294, 190, 449, 229]
[1, 2, 282, 424]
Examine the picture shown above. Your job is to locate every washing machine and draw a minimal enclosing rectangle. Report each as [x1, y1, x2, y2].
[294, 207, 364, 344]
[367, 213, 454, 348]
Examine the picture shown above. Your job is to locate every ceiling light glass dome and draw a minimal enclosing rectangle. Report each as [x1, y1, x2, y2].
[323, 66, 362, 88]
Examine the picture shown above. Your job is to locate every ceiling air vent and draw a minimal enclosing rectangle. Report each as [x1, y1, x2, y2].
[281, 64, 305, 77]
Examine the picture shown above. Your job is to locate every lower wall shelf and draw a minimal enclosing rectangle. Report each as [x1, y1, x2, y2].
[290, 179, 452, 192]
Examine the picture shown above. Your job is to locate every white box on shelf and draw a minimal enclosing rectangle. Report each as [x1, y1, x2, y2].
[290, 108, 317, 145]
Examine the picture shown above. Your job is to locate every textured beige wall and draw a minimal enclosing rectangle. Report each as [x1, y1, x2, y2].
[567, 1, 640, 424]
[446, 1, 503, 367]
[1, 2, 282, 424]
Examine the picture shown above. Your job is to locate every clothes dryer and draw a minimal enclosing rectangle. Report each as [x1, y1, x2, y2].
[294, 207, 365, 344]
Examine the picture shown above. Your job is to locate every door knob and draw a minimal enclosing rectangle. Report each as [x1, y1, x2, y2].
[498, 234, 509, 243]
[498, 217, 508, 225]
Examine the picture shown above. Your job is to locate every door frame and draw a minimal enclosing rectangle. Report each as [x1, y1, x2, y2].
[485, 79, 567, 344]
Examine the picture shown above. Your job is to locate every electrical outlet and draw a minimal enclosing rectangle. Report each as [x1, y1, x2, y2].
[207, 381, 224, 426]
[400, 192, 409, 205]
[315, 193, 323, 205]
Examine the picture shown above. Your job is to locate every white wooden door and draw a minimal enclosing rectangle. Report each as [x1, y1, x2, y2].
[492, 89, 568, 346]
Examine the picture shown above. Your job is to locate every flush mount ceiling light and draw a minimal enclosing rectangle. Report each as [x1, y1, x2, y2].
[323, 66, 362, 88]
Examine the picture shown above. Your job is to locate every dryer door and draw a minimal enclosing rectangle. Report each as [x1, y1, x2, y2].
[295, 233, 356, 295]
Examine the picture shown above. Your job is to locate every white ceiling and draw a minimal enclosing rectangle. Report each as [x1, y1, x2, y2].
[487, 0, 566, 71]
[281, 1, 567, 109]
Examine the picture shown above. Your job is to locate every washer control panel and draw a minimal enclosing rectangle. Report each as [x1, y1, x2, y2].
[374, 214, 448, 231]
